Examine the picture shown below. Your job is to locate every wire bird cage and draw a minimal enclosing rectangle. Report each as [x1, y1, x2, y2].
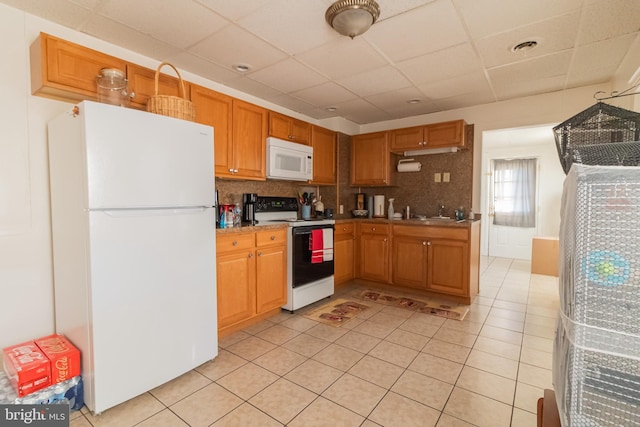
[553, 102, 640, 174]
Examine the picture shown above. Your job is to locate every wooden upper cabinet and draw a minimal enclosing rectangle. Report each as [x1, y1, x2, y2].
[190, 85, 233, 178]
[232, 100, 268, 180]
[30, 32, 128, 102]
[268, 111, 311, 145]
[390, 120, 467, 152]
[351, 131, 395, 186]
[126, 63, 189, 110]
[309, 125, 337, 185]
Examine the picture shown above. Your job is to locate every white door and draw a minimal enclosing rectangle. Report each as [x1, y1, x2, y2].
[487, 157, 539, 260]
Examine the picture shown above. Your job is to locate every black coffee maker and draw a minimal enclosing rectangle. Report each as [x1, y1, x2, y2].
[242, 193, 258, 226]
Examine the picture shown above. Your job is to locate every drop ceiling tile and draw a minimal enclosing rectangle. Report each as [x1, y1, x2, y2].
[493, 75, 566, 101]
[454, 0, 583, 39]
[99, 0, 227, 49]
[578, 0, 640, 45]
[567, 34, 637, 87]
[291, 81, 358, 108]
[269, 94, 321, 116]
[167, 52, 240, 85]
[488, 51, 572, 86]
[297, 38, 388, 80]
[81, 14, 181, 60]
[396, 43, 483, 86]
[196, 0, 269, 21]
[332, 98, 391, 124]
[337, 66, 413, 97]
[225, 76, 284, 100]
[190, 24, 288, 70]
[2, 0, 93, 28]
[417, 72, 492, 99]
[365, 0, 468, 62]
[247, 59, 328, 94]
[237, 0, 338, 55]
[434, 89, 496, 111]
[475, 11, 580, 68]
[365, 86, 433, 111]
[377, 0, 439, 21]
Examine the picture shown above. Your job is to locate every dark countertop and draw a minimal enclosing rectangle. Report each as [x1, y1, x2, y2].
[335, 217, 481, 228]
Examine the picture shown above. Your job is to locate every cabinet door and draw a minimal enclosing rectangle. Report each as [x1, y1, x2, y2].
[217, 250, 256, 328]
[31, 33, 128, 102]
[425, 120, 465, 148]
[390, 126, 425, 151]
[310, 125, 337, 185]
[232, 100, 267, 180]
[427, 239, 468, 296]
[191, 85, 234, 178]
[256, 245, 287, 312]
[290, 119, 311, 145]
[351, 132, 392, 186]
[392, 236, 428, 289]
[126, 63, 189, 110]
[269, 112, 311, 145]
[334, 223, 355, 285]
[359, 234, 389, 282]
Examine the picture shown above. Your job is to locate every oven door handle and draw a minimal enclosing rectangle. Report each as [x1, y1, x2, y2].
[292, 225, 334, 235]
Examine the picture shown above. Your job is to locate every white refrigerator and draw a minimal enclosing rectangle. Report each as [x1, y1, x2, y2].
[48, 101, 218, 414]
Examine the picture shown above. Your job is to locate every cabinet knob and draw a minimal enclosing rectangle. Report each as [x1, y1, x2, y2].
[248, 252, 254, 258]
[270, 235, 276, 240]
[383, 238, 387, 242]
[372, 227, 376, 231]
[129, 91, 136, 99]
[258, 251, 263, 256]
[232, 241, 238, 246]
[422, 241, 427, 245]
[427, 241, 432, 246]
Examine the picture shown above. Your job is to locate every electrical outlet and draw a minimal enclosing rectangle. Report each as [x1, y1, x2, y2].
[443, 172, 450, 182]
[339, 205, 344, 214]
[434, 173, 441, 183]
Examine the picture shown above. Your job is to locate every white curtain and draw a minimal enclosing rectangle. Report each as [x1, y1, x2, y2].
[493, 158, 537, 227]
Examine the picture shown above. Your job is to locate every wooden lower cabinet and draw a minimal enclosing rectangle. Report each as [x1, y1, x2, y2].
[334, 222, 355, 286]
[357, 222, 390, 282]
[216, 227, 287, 336]
[427, 238, 468, 297]
[392, 235, 428, 289]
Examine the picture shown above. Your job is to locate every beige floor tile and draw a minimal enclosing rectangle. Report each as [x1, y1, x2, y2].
[367, 311, 407, 328]
[226, 336, 277, 361]
[520, 346, 553, 370]
[478, 286, 499, 298]
[465, 349, 519, 379]
[464, 310, 489, 324]
[525, 313, 558, 328]
[289, 396, 364, 427]
[255, 324, 301, 345]
[242, 320, 276, 335]
[69, 415, 92, 427]
[444, 387, 512, 427]
[170, 383, 243, 427]
[340, 316, 366, 330]
[472, 336, 521, 361]
[361, 420, 383, 427]
[83, 393, 164, 427]
[136, 409, 189, 426]
[511, 408, 538, 426]
[348, 355, 404, 389]
[322, 373, 386, 417]
[526, 305, 558, 318]
[479, 325, 522, 345]
[492, 299, 527, 313]
[279, 314, 318, 332]
[218, 331, 251, 348]
[442, 318, 483, 335]
[523, 322, 556, 340]
[368, 391, 440, 427]
[384, 328, 430, 351]
[195, 349, 247, 381]
[216, 362, 279, 399]
[522, 334, 554, 353]
[249, 378, 317, 425]
[312, 343, 364, 371]
[484, 315, 524, 332]
[433, 327, 478, 348]
[369, 340, 419, 368]
[409, 353, 463, 384]
[517, 363, 553, 389]
[474, 295, 495, 306]
[282, 332, 330, 357]
[514, 382, 544, 413]
[335, 330, 382, 353]
[253, 346, 307, 376]
[211, 402, 282, 427]
[352, 319, 397, 339]
[391, 370, 453, 410]
[150, 370, 211, 406]
[398, 317, 441, 337]
[381, 304, 417, 319]
[305, 323, 349, 342]
[436, 414, 475, 426]
[455, 366, 515, 404]
[285, 359, 343, 394]
[422, 339, 471, 364]
[270, 311, 297, 323]
[409, 311, 447, 326]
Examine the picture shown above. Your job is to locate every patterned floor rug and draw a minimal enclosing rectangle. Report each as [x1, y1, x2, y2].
[356, 289, 469, 321]
[303, 298, 370, 327]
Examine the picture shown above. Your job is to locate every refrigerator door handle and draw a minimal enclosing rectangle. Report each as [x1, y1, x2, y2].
[98, 207, 211, 217]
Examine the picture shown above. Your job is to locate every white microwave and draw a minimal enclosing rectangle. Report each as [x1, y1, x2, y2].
[266, 137, 313, 181]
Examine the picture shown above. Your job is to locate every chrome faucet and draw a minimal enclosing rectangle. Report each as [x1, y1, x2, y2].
[438, 204, 445, 217]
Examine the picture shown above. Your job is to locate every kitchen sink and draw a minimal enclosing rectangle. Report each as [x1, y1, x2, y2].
[429, 216, 452, 220]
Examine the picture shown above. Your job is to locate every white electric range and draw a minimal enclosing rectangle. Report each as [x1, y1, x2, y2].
[254, 196, 335, 312]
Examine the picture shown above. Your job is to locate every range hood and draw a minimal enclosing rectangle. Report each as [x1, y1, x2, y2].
[403, 147, 458, 156]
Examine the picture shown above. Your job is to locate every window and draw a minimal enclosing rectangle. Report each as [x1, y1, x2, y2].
[492, 158, 537, 227]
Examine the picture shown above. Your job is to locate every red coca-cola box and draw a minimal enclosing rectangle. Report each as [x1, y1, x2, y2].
[34, 334, 80, 384]
[2, 340, 51, 397]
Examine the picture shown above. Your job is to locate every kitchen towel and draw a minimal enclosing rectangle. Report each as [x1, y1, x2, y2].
[310, 229, 323, 264]
[322, 228, 333, 262]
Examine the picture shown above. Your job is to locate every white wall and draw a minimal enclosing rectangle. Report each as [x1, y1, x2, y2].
[1, 3, 639, 350]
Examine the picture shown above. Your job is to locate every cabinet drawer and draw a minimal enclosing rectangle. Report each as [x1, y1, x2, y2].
[358, 222, 389, 235]
[426, 227, 468, 241]
[217, 232, 255, 252]
[256, 228, 288, 247]
[335, 222, 355, 236]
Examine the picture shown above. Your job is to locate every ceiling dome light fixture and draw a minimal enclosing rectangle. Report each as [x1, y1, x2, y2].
[326, 0, 381, 39]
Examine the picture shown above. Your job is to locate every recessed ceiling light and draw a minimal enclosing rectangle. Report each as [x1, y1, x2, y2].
[233, 64, 251, 72]
[511, 40, 538, 52]
[326, 107, 337, 112]
[406, 99, 421, 104]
